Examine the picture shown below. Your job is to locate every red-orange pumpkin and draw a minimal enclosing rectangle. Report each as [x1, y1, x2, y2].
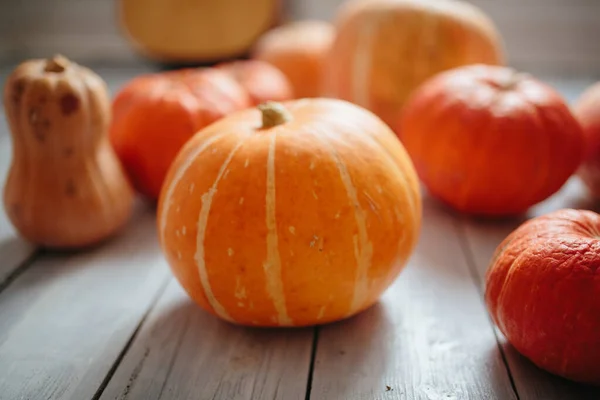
[216, 59, 294, 105]
[399, 65, 585, 216]
[110, 68, 250, 200]
[485, 209, 600, 385]
[252, 20, 335, 98]
[574, 82, 600, 197]
[157, 99, 422, 327]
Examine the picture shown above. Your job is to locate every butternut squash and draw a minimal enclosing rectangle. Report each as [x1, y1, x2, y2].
[3, 55, 134, 249]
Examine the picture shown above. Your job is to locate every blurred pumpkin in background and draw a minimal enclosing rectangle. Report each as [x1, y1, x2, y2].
[216, 60, 294, 105]
[158, 99, 422, 327]
[399, 64, 585, 217]
[573, 82, 600, 197]
[119, 0, 281, 64]
[253, 20, 335, 98]
[325, 0, 504, 129]
[109, 68, 251, 200]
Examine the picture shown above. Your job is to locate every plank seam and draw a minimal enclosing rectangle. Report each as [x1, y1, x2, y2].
[157, 310, 192, 400]
[91, 276, 172, 400]
[453, 218, 521, 400]
[0, 248, 40, 294]
[304, 327, 319, 400]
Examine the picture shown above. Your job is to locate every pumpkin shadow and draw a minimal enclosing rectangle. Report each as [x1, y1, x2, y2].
[308, 300, 396, 398]
[109, 282, 316, 398]
[499, 342, 600, 397]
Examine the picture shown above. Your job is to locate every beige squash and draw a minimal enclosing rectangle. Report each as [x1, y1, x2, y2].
[119, 0, 280, 63]
[3, 55, 134, 249]
[325, 0, 505, 129]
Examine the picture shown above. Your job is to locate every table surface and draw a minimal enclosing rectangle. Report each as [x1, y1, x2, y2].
[0, 65, 599, 400]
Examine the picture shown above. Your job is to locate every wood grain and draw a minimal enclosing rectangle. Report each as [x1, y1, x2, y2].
[309, 195, 517, 400]
[458, 178, 600, 400]
[99, 280, 314, 400]
[0, 205, 170, 400]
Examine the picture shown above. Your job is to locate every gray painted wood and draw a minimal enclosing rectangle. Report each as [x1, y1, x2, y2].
[0, 205, 170, 400]
[99, 280, 314, 400]
[309, 195, 517, 400]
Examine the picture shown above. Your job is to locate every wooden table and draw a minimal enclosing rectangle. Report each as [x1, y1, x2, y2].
[0, 65, 599, 400]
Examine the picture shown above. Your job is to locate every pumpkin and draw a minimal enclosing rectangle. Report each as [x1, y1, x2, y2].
[109, 68, 251, 200]
[2, 55, 134, 249]
[216, 59, 294, 105]
[324, 0, 504, 128]
[399, 64, 585, 216]
[157, 99, 422, 327]
[573, 82, 600, 197]
[119, 0, 281, 63]
[252, 20, 335, 98]
[485, 209, 600, 385]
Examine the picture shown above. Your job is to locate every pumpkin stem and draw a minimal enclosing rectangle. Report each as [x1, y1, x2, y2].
[258, 101, 292, 128]
[44, 55, 69, 73]
[499, 71, 527, 91]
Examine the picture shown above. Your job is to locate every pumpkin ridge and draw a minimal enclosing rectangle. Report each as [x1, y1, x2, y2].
[159, 132, 228, 243]
[263, 132, 293, 326]
[351, 15, 377, 108]
[317, 114, 420, 226]
[307, 126, 373, 315]
[517, 93, 554, 209]
[194, 138, 246, 323]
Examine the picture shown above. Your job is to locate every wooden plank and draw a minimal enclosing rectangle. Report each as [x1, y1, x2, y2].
[309, 195, 517, 400]
[99, 280, 314, 400]
[0, 204, 170, 400]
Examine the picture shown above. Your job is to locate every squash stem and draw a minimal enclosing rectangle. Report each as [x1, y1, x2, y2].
[258, 101, 292, 128]
[44, 55, 69, 73]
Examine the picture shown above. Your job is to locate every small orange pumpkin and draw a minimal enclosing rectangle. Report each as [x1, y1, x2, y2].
[109, 68, 251, 200]
[399, 65, 585, 216]
[574, 82, 600, 197]
[485, 209, 600, 385]
[253, 20, 335, 98]
[216, 59, 294, 105]
[324, 0, 504, 127]
[158, 99, 421, 327]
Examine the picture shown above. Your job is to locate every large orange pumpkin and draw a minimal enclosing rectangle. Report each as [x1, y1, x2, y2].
[574, 82, 600, 197]
[485, 209, 600, 385]
[324, 0, 504, 128]
[399, 65, 585, 216]
[252, 20, 335, 98]
[216, 59, 294, 105]
[157, 99, 422, 327]
[110, 68, 250, 200]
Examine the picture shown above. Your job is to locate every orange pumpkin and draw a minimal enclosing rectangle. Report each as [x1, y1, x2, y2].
[485, 209, 600, 385]
[110, 68, 250, 200]
[324, 0, 504, 128]
[574, 82, 600, 197]
[216, 59, 294, 105]
[253, 20, 335, 98]
[399, 65, 585, 216]
[157, 99, 422, 327]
